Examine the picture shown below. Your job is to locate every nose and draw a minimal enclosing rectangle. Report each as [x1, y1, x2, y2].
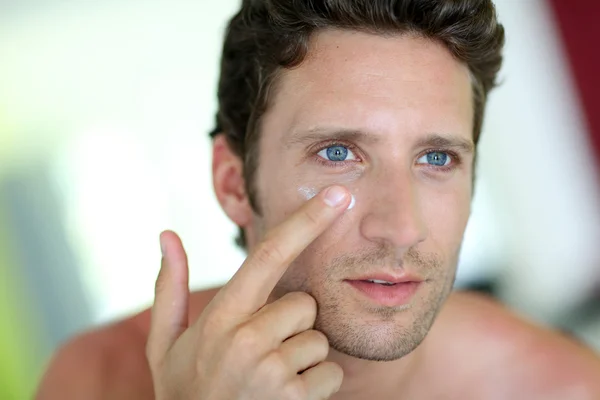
[359, 170, 428, 249]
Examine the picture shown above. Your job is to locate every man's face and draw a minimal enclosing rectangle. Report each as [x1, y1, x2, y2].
[247, 29, 474, 361]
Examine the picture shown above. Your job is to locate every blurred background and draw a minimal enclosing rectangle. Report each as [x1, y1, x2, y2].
[1, 0, 599, 397]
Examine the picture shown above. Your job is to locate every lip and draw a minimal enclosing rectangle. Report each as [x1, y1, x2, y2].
[346, 273, 424, 284]
[344, 273, 424, 307]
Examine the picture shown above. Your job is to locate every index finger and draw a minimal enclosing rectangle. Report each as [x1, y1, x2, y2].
[215, 185, 351, 315]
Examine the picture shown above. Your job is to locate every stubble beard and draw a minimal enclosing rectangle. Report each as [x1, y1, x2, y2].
[271, 245, 458, 362]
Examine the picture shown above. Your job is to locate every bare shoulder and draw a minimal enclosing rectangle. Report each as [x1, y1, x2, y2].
[34, 315, 153, 400]
[430, 291, 600, 399]
[35, 287, 222, 400]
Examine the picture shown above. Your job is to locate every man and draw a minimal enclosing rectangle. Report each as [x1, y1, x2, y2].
[36, 0, 600, 399]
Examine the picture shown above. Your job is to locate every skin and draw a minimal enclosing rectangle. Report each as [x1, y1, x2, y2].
[253, 28, 472, 364]
[35, 30, 600, 399]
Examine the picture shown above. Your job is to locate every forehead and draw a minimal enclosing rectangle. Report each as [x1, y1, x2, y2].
[262, 29, 473, 141]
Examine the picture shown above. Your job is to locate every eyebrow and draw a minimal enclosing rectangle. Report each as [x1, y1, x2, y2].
[284, 127, 381, 149]
[285, 127, 474, 154]
[415, 133, 475, 155]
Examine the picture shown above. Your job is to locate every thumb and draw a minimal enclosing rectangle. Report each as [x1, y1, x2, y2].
[146, 230, 190, 367]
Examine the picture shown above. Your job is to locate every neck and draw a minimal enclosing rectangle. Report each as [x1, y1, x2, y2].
[326, 339, 426, 400]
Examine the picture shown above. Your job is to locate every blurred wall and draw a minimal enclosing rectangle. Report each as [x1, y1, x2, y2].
[0, 202, 39, 399]
[0, 0, 599, 397]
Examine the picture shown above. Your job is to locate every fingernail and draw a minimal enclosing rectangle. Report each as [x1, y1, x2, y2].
[323, 186, 349, 207]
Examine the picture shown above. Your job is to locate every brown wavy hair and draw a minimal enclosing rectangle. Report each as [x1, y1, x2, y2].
[209, 0, 505, 248]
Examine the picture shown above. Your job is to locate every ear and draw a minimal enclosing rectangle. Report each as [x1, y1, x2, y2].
[212, 134, 253, 228]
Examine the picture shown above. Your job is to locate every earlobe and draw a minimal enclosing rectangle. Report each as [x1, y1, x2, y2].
[212, 135, 253, 227]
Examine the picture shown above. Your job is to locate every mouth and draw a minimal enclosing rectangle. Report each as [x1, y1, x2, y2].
[344, 273, 424, 307]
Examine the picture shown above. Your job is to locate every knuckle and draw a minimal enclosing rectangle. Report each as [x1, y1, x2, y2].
[309, 329, 328, 343]
[145, 331, 164, 367]
[284, 291, 317, 311]
[145, 341, 165, 375]
[282, 380, 308, 400]
[253, 241, 288, 266]
[302, 207, 323, 228]
[328, 362, 344, 388]
[309, 330, 330, 355]
[259, 352, 289, 382]
[145, 341, 158, 366]
[154, 267, 168, 296]
[197, 312, 221, 339]
[231, 323, 261, 350]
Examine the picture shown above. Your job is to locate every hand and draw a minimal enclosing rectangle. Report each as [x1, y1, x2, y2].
[146, 186, 352, 400]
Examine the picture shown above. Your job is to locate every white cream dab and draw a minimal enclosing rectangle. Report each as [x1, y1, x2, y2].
[298, 186, 355, 210]
[298, 186, 318, 200]
[347, 194, 356, 209]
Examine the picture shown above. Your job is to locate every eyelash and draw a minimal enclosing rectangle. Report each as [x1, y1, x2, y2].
[419, 148, 462, 173]
[311, 141, 462, 172]
[311, 140, 362, 168]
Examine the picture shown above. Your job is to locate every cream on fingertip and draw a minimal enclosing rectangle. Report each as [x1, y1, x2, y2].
[347, 194, 356, 210]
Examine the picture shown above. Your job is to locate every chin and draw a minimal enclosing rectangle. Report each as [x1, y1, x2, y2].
[316, 315, 431, 362]
[312, 294, 437, 362]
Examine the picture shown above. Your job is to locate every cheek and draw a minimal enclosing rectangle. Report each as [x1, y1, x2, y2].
[421, 182, 471, 249]
[257, 185, 304, 234]
[256, 164, 361, 230]
[254, 155, 305, 227]
[253, 170, 356, 281]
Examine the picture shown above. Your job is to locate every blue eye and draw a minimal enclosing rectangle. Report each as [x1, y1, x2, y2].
[417, 151, 451, 167]
[317, 145, 357, 162]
